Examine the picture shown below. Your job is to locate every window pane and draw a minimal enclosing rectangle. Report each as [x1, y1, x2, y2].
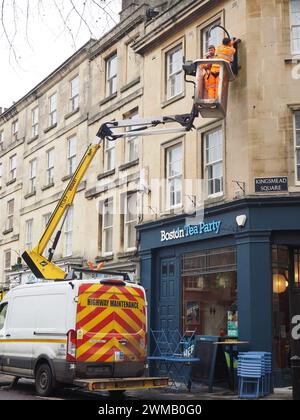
[291, 0, 300, 17]
[202, 21, 222, 55]
[108, 55, 117, 78]
[68, 137, 77, 157]
[71, 77, 79, 96]
[296, 111, 300, 129]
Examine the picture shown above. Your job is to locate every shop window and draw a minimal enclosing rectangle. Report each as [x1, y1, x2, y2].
[272, 246, 290, 373]
[182, 247, 237, 336]
[294, 249, 300, 288]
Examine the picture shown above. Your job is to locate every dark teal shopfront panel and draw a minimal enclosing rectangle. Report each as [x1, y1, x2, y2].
[157, 258, 179, 331]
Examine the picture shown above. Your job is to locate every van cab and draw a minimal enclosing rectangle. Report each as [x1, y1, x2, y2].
[0, 277, 147, 396]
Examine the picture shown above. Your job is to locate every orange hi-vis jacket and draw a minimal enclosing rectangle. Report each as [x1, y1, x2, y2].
[204, 72, 219, 99]
[215, 45, 236, 63]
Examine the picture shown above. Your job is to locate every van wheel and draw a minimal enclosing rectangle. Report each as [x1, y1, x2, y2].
[35, 363, 54, 397]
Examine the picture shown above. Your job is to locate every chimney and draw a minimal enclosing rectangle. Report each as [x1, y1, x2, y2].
[120, 1, 164, 21]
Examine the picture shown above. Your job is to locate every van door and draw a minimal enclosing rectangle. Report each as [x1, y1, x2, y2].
[3, 296, 34, 377]
[75, 282, 146, 367]
[0, 302, 9, 370]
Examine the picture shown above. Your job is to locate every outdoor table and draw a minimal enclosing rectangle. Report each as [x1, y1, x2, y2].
[213, 340, 249, 391]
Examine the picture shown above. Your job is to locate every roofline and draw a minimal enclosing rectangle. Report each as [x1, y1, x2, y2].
[0, 39, 97, 121]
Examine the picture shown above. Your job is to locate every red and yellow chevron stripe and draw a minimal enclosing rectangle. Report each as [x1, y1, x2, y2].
[75, 283, 146, 363]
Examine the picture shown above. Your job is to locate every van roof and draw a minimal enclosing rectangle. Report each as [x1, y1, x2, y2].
[3, 278, 144, 297]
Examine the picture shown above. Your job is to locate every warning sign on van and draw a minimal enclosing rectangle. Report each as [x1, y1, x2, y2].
[87, 298, 139, 309]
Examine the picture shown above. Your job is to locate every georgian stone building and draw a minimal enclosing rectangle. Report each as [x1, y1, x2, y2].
[0, 0, 300, 385]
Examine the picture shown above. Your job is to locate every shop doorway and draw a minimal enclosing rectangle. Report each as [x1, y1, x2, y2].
[157, 258, 180, 331]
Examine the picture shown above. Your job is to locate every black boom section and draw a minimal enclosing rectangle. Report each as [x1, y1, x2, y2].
[22, 251, 45, 279]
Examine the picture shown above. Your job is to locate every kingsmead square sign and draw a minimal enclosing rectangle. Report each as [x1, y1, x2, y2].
[160, 220, 222, 243]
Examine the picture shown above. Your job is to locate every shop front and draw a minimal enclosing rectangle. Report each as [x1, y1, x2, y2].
[137, 196, 300, 387]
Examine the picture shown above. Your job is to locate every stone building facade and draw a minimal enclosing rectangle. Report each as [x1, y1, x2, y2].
[0, 0, 300, 384]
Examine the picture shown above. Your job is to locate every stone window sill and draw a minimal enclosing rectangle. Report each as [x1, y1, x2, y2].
[6, 178, 16, 186]
[119, 159, 139, 171]
[117, 250, 137, 259]
[64, 107, 80, 120]
[2, 228, 13, 235]
[284, 56, 300, 64]
[44, 123, 57, 134]
[95, 254, 114, 262]
[24, 191, 36, 200]
[120, 77, 140, 93]
[62, 174, 72, 182]
[97, 169, 116, 181]
[99, 92, 118, 106]
[41, 182, 55, 191]
[27, 135, 39, 145]
[161, 92, 185, 109]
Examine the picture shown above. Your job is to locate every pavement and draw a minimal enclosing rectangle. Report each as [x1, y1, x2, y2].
[125, 384, 293, 400]
[0, 374, 294, 400]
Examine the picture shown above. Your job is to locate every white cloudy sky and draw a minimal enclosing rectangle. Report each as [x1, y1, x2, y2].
[0, 0, 121, 109]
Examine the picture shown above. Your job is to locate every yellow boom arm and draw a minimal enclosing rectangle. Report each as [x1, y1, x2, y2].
[22, 139, 102, 279]
[21, 105, 199, 280]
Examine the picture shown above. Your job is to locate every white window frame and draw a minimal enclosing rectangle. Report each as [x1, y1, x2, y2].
[105, 138, 116, 171]
[294, 110, 300, 184]
[12, 119, 18, 142]
[166, 143, 183, 210]
[102, 198, 113, 255]
[43, 213, 52, 228]
[25, 219, 33, 250]
[67, 136, 77, 176]
[166, 45, 183, 100]
[6, 199, 14, 231]
[4, 249, 11, 270]
[126, 111, 139, 163]
[204, 127, 224, 198]
[124, 193, 138, 251]
[0, 130, 4, 150]
[29, 159, 37, 193]
[290, 0, 300, 55]
[201, 19, 222, 56]
[70, 76, 79, 112]
[9, 154, 17, 181]
[31, 107, 39, 138]
[106, 54, 117, 96]
[64, 206, 73, 257]
[46, 149, 54, 185]
[49, 93, 57, 127]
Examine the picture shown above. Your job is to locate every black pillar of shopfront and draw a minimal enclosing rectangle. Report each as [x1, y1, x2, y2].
[139, 249, 154, 351]
[236, 230, 273, 352]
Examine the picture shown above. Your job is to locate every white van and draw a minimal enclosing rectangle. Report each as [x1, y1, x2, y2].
[0, 277, 148, 396]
